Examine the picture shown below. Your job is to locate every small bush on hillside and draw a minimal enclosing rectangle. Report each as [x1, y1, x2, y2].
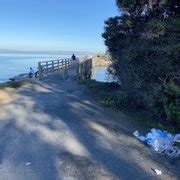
[79, 79, 120, 91]
[150, 82, 180, 129]
[0, 81, 28, 89]
[79, 79, 144, 109]
[96, 91, 128, 108]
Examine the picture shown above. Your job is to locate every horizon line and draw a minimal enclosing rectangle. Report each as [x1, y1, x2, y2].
[0, 49, 94, 54]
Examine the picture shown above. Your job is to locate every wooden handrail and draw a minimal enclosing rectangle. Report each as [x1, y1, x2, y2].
[38, 58, 78, 77]
[39, 58, 70, 64]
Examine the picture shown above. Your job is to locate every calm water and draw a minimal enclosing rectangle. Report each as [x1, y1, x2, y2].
[0, 53, 117, 83]
[0, 53, 84, 82]
[91, 66, 118, 82]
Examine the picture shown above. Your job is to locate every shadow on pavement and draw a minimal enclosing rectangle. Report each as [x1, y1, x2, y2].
[0, 78, 179, 179]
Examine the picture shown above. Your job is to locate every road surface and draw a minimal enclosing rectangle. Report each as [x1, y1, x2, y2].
[0, 73, 179, 180]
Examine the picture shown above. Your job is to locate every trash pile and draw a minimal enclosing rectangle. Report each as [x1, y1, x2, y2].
[133, 129, 180, 157]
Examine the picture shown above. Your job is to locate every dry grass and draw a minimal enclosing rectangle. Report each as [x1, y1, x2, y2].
[92, 55, 111, 67]
[0, 80, 30, 89]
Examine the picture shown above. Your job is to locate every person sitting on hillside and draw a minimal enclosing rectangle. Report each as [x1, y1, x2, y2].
[29, 67, 35, 78]
[72, 54, 76, 61]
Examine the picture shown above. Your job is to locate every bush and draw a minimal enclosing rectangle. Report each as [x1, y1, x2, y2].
[96, 92, 128, 108]
[150, 82, 180, 130]
[79, 79, 120, 91]
[0, 81, 28, 89]
[80, 79, 144, 109]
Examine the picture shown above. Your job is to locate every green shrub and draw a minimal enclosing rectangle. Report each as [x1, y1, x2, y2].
[150, 82, 180, 130]
[97, 92, 128, 108]
[79, 79, 120, 91]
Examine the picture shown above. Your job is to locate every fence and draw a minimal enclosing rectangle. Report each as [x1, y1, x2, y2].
[38, 58, 77, 77]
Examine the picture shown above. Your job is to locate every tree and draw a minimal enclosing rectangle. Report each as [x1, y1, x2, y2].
[102, 0, 180, 130]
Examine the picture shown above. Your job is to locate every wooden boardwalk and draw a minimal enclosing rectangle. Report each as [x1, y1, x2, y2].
[38, 57, 93, 79]
[38, 58, 78, 77]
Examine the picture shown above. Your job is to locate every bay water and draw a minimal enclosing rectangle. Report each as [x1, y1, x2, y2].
[91, 66, 118, 83]
[0, 53, 84, 82]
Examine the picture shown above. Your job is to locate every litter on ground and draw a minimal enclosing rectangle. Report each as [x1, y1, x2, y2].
[25, 162, 31, 166]
[174, 134, 180, 143]
[133, 129, 180, 157]
[151, 168, 162, 175]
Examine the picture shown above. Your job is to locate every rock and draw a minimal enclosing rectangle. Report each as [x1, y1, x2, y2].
[9, 73, 29, 81]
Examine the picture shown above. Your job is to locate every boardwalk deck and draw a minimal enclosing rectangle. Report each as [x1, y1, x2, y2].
[38, 57, 93, 79]
[38, 58, 78, 77]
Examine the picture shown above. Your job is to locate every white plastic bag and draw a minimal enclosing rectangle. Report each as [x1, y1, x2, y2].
[174, 134, 180, 143]
[151, 137, 167, 152]
[151, 130, 174, 153]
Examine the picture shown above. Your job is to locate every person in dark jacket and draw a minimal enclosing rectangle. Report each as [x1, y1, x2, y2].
[72, 54, 76, 61]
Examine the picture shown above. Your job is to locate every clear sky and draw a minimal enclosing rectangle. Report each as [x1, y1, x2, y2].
[0, 0, 118, 53]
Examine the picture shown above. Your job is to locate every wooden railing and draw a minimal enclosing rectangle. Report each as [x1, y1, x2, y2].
[38, 58, 77, 77]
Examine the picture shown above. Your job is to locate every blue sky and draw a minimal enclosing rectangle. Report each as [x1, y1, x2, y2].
[0, 0, 118, 53]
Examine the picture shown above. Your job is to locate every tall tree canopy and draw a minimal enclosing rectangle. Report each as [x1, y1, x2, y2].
[102, 0, 180, 130]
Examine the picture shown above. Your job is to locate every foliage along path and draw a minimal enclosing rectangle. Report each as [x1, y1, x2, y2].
[0, 73, 179, 180]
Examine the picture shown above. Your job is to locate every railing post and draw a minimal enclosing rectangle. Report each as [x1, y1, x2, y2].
[38, 62, 43, 78]
[60, 60, 62, 69]
[57, 60, 60, 71]
[46, 62, 48, 73]
[66, 59, 67, 67]
[65, 59, 67, 68]
[52, 60, 54, 72]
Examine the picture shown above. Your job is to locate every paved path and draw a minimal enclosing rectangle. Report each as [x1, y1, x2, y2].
[0, 74, 179, 180]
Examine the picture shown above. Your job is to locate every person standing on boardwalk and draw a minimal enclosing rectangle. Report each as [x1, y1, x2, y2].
[72, 54, 76, 61]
